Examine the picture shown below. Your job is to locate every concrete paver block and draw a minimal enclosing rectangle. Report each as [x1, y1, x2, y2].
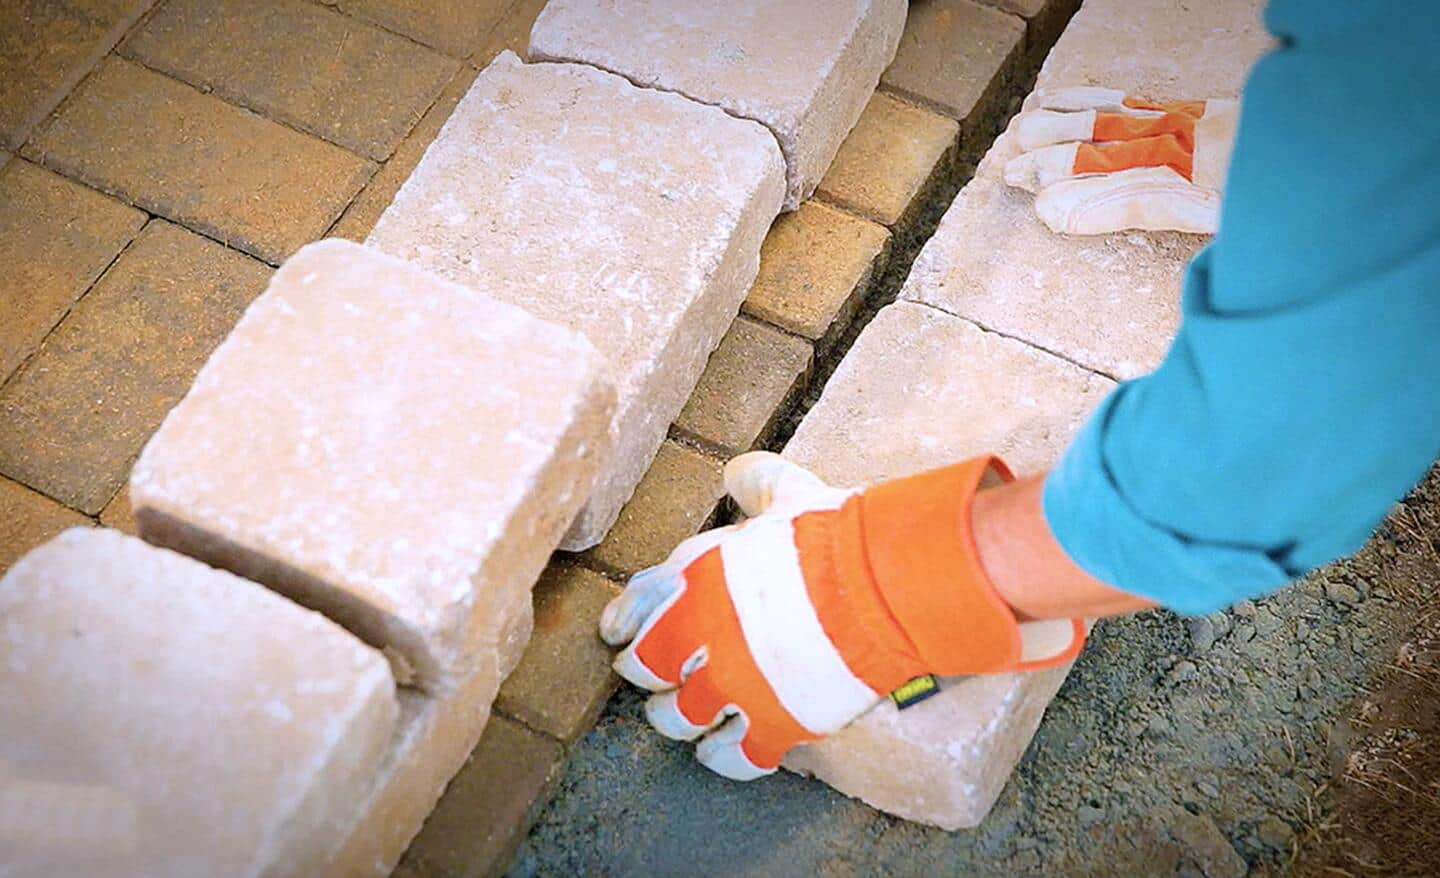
[0, 159, 146, 384]
[529, 0, 906, 210]
[396, 716, 565, 878]
[122, 0, 457, 161]
[0, 477, 89, 576]
[496, 564, 623, 743]
[25, 58, 373, 265]
[0, 221, 271, 515]
[899, 0, 1270, 379]
[816, 91, 958, 228]
[742, 200, 890, 347]
[780, 301, 1113, 830]
[131, 239, 615, 693]
[367, 53, 784, 550]
[882, 0, 1026, 137]
[579, 440, 725, 579]
[674, 316, 813, 458]
[0, 528, 398, 876]
[333, 0, 511, 59]
[0, 0, 153, 150]
[99, 485, 138, 536]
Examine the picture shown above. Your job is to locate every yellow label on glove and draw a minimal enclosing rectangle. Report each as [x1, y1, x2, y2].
[890, 675, 940, 710]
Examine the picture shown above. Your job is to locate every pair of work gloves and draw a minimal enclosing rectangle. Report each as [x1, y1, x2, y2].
[600, 89, 1232, 781]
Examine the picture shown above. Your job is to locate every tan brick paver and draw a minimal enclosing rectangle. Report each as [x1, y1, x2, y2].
[26, 57, 374, 264]
[976, 0, 1083, 65]
[742, 200, 890, 348]
[882, 0, 1026, 142]
[0, 159, 146, 384]
[330, 64, 479, 242]
[121, 0, 457, 161]
[496, 564, 622, 743]
[397, 716, 566, 878]
[473, 0, 552, 64]
[0, 0, 153, 150]
[332, 0, 511, 60]
[0, 220, 271, 514]
[815, 91, 958, 229]
[674, 316, 813, 458]
[0, 476, 90, 576]
[99, 484, 138, 535]
[579, 440, 725, 579]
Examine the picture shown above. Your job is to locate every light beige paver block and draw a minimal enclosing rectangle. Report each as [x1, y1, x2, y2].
[0, 528, 398, 877]
[529, 0, 904, 210]
[902, 0, 1271, 379]
[367, 52, 784, 550]
[131, 240, 616, 693]
[780, 301, 1113, 830]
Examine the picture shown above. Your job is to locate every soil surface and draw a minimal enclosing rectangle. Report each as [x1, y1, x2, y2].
[513, 461, 1438, 876]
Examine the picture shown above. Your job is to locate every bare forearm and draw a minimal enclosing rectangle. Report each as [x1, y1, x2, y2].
[972, 472, 1154, 621]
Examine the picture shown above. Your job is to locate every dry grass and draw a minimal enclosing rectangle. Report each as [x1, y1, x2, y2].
[1289, 492, 1440, 878]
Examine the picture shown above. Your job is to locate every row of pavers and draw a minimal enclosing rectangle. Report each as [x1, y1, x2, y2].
[0, 4, 1060, 874]
[775, 0, 1274, 832]
[0, 1, 1020, 875]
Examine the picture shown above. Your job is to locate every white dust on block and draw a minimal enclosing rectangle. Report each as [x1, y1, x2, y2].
[367, 52, 785, 550]
[0, 528, 398, 877]
[780, 302, 1113, 830]
[130, 239, 616, 693]
[528, 0, 906, 209]
[901, 0, 1272, 379]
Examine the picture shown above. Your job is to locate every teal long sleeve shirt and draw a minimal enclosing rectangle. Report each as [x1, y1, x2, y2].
[1042, 1, 1440, 615]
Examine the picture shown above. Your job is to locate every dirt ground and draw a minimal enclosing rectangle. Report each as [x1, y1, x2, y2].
[512, 458, 1439, 876]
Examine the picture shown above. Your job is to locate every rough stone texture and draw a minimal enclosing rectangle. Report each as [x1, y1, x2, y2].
[881, 0, 1026, 142]
[99, 485, 138, 536]
[0, 0, 154, 150]
[529, 0, 906, 210]
[899, 0, 1271, 379]
[0, 528, 398, 877]
[780, 301, 1113, 829]
[330, 65, 479, 242]
[367, 53, 784, 550]
[25, 57, 374, 265]
[130, 240, 615, 693]
[0, 159, 146, 384]
[578, 440, 725, 579]
[121, 0, 457, 161]
[0, 221, 271, 515]
[396, 716, 565, 878]
[0, 476, 89, 575]
[815, 91, 958, 228]
[332, 0, 511, 59]
[674, 316, 812, 458]
[496, 564, 622, 743]
[743, 199, 890, 349]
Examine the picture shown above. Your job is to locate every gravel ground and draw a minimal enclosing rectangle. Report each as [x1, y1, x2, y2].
[511, 469, 1438, 877]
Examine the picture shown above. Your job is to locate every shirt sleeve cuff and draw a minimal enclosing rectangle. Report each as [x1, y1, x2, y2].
[1041, 394, 1294, 616]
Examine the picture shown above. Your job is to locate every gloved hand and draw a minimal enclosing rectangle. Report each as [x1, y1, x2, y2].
[598, 451, 1087, 780]
[1003, 86, 1238, 235]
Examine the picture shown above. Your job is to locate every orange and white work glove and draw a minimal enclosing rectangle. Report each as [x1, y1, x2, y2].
[598, 451, 1087, 780]
[1003, 86, 1238, 235]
